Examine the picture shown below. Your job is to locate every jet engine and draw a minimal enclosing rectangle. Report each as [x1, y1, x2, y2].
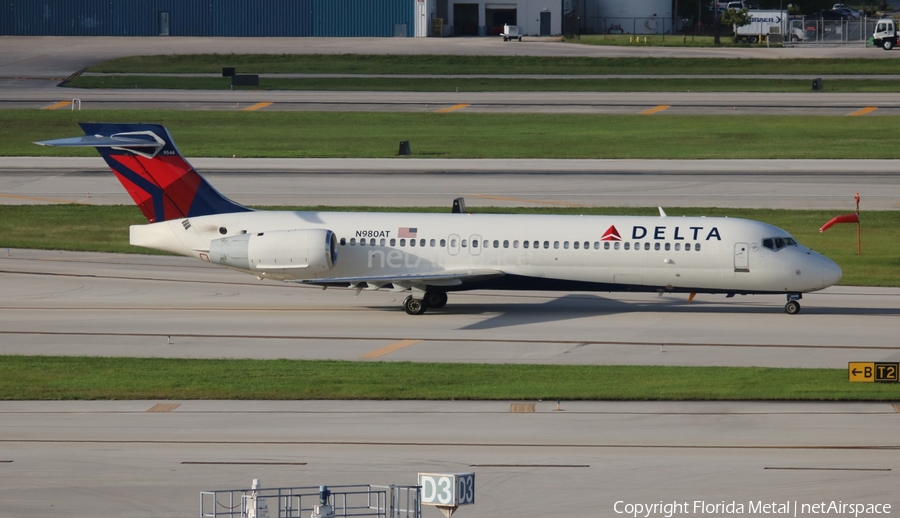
[209, 229, 337, 272]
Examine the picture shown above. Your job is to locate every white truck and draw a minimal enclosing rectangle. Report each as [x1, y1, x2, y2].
[733, 10, 806, 43]
[872, 18, 899, 49]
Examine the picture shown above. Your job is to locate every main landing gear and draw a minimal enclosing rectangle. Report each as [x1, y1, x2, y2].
[402, 291, 448, 315]
[785, 293, 802, 315]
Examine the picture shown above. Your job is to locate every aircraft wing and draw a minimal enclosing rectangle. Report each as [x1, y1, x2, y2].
[293, 269, 504, 290]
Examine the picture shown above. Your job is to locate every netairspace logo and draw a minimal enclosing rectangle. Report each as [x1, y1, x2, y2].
[613, 500, 892, 518]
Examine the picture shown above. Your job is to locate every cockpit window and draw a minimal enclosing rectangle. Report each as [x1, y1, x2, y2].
[762, 236, 797, 251]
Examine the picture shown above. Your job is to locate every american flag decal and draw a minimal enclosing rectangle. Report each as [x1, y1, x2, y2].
[398, 227, 417, 238]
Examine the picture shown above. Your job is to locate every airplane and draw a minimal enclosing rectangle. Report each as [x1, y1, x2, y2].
[36, 123, 842, 315]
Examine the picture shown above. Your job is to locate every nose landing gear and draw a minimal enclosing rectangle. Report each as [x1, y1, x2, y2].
[785, 293, 802, 314]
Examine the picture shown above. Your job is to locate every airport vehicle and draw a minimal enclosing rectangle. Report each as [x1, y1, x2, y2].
[733, 10, 805, 43]
[502, 24, 521, 41]
[872, 17, 899, 49]
[36, 123, 842, 315]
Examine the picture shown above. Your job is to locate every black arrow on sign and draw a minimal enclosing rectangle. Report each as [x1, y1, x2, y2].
[851, 368, 862, 376]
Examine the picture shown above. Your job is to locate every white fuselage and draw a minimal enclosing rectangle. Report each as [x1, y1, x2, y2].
[131, 210, 841, 295]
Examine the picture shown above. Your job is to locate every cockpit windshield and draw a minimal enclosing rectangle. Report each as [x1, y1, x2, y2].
[761, 236, 797, 251]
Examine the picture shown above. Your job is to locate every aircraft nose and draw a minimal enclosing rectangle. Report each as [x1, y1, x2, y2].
[821, 256, 842, 287]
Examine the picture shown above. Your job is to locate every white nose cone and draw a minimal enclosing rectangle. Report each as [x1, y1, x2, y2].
[823, 257, 842, 287]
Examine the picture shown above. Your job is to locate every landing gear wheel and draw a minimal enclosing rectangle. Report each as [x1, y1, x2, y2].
[784, 300, 801, 315]
[423, 291, 448, 309]
[403, 295, 428, 315]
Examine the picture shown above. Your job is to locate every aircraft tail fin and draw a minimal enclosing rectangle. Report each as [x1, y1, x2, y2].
[35, 123, 251, 223]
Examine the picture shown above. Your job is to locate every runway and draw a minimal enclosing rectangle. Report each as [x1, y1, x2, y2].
[2, 249, 899, 368]
[2, 158, 899, 209]
[1, 400, 898, 518]
[3, 36, 900, 518]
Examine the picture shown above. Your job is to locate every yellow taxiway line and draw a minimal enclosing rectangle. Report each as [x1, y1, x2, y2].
[436, 103, 470, 113]
[242, 102, 273, 111]
[360, 339, 422, 359]
[42, 100, 71, 110]
[848, 106, 877, 116]
[640, 105, 671, 115]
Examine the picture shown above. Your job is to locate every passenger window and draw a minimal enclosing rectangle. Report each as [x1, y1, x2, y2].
[654, 243, 660, 251]
[675, 243, 680, 251]
[472, 240, 478, 248]
[614, 242, 620, 250]
[400, 239, 406, 246]
[340, 238, 346, 246]
[695, 243, 701, 251]
[634, 242, 639, 251]
[624, 242, 630, 250]
[450, 239, 456, 247]
[391, 238, 396, 246]
[380, 238, 386, 246]
[523, 241, 529, 249]
[350, 238, 357, 245]
[543, 241, 549, 249]
[483, 240, 489, 248]
[371, 238, 376, 246]
[503, 240, 509, 248]
[644, 243, 650, 250]
[563, 241, 569, 249]
[409, 239, 415, 247]
[584, 242, 590, 250]
[430, 239, 436, 247]
[602, 242, 608, 250]
[440, 239, 446, 247]
[533, 241, 539, 249]
[461, 240, 467, 247]
[664, 243, 670, 251]
[685, 243, 691, 251]
[513, 240, 519, 248]
[573, 241, 579, 249]
[418, 239, 424, 247]
[553, 241, 559, 249]
[493, 240, 500, 248]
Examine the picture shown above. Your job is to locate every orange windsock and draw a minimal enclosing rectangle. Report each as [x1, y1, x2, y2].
[819, 213, 859, 233]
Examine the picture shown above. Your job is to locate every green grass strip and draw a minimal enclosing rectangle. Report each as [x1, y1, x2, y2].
[86, 54, 900, 76]
[8, 111, 900, 159]
[2, 205, 898, 287]
[0, 356, 897, 401]
[66, 76, 900, 93]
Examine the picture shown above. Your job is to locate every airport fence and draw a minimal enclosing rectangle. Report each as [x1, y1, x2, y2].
[201, 484, 421, 518]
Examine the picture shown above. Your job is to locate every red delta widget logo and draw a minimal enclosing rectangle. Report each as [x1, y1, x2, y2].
[601, 225, 722, 242]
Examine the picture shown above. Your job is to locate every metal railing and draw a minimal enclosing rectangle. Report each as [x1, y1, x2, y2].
[201, 484, 421, 518]
[576, 15, 879, 44]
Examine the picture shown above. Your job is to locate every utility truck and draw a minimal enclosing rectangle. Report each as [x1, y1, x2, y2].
[872, 18, 899, 49]
[733, 10, 806, 42]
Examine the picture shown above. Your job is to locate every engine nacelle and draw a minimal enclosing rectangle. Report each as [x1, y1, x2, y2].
[209, 229, 337, 272]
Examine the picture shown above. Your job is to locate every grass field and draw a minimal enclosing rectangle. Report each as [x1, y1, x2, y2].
[1, 205, 897, 286]
[85, 54, 900, 76]
[67, 75, 900, 93]
[1, 356, 897, 401]
[9, 111, 900, 159]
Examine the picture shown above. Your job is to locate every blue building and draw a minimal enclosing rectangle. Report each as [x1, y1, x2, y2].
[0, 0, 416, 37]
